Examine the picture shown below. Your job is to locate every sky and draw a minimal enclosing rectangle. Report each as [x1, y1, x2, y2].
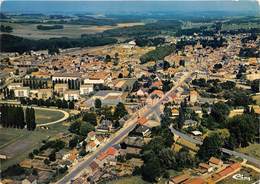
[1, 0, 259, 14]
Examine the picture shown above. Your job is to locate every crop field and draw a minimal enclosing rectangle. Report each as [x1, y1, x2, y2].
[0, 22, 144, 39]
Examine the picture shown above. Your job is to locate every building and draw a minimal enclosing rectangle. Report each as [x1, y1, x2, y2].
[37, 89, 53, 100]
[198, 163, 214, 173]
[83, 72, 111, 85]
[189, 90, 198, 104]
[54, 83, 68, 95]
[52, 73, 81, 82]
[90, 90, 126, 106]
[209, 157, 223, 168]
[14, 87, 30, 98]
[169, 174, 190, 184]
[80, 84, 94, 95]
[183, 119, 198, 129]
[64, 90, 80, 101]
[7, 83, 23, 90]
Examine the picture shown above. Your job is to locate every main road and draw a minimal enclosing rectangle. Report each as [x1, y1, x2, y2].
[56, 71, 192, 184]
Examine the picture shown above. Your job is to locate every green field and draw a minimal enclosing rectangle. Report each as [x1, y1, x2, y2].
[0, 123, 69, 170]
[34, 108, 66, 124]
[237, 144, 260, 160]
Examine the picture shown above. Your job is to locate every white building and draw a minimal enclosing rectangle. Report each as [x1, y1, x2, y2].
[64, 90, 80, 101]
[80, 84, 94, 95]
[7, 83, 23, 90]
[14, 87, 30, 98]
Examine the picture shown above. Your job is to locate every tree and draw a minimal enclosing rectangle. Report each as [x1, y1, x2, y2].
[141, 153, 162, 182]
[251, 79, 260, 93]
[69, 136, 79, 149]
[177, 101, 186, 129]
[105, 54, 111, 62]
[79, 122, 95, 136]
[114, 102, 128, 120]
[197, 133, 224, 161]
[176, 147, 194, 169]
[227, 114, 257, 148]
[49, 151, 56, 162]
[68, 101, 74, 109]
[210, 102, 230, 124]
[82, 112, 97, 126]
[68, 121, 81, 134]
[158, 148, 176, 169]
[94, 98, 102, 108]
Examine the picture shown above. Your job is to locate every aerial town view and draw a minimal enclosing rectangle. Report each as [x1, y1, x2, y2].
[0, 0, 260, 184]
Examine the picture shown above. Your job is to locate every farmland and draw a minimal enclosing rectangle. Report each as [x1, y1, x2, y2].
[0, 22, 144, 39]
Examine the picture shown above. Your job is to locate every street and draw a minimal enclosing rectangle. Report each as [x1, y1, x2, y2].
[56, 72, 192, 184]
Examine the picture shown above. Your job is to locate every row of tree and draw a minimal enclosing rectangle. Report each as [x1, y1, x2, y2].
[0, 105, 36, 131]
[20, 98, 74, 109]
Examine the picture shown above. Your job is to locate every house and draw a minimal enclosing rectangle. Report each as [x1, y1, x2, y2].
[14, 87, 30, 98]
[189, 90, 198, 104]
[151, 80, 163, 89]
[199, 163, 214, 173]
[54, 83, 68, 95]
[150, 90, 164, 99]
[191, 130, 202, 136]
[183, 120, 198, 129]
[80, 84, 94, 95]
[97, 147, 118, 162]
[37, 89, 53, 100]
[137, 117, 148, 125]
[212, 163, 241, 182]
[89, 161, 99, 173]
[134, 125, 151, 137]
[96, 119, 113, 132]
[64, 90, 80, 101]
[87, 131, 96, 141]
[169, 174, 190, 184]
[209, 157, 223, 168]
[136, 88, 147, 97]
[172, 108, 179, 116]
[86, 141, 98, 153]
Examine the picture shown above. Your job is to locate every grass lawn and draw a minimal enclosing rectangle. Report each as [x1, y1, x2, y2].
[34, 108, 66, 124]
[236, 144, 260, 160]
[0, 122, 69, 170]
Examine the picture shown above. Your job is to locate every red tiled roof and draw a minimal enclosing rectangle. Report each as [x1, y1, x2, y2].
[137, 117, 148, 125]
[151, 90, 164, 98]
[209, 157, 222, 165]
[98, 147, 118, 161]
[183, 177, 206, 184]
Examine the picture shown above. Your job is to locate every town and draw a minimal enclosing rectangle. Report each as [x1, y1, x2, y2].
[0, 3, 260, 184]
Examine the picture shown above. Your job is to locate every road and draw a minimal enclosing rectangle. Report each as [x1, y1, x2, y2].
[56, 72, 192, 184]
[169, 125, 260, 167]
